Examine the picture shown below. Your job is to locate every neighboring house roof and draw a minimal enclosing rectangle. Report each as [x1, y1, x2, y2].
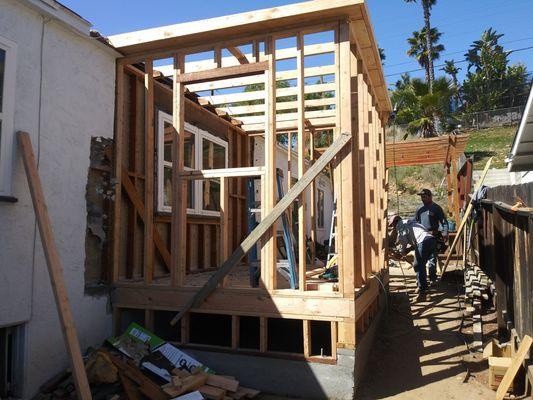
[508, 86, 533, 172]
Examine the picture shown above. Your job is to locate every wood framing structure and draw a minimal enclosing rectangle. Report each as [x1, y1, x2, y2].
[108, 0, 391, 362]
[386, 134, 470, 225]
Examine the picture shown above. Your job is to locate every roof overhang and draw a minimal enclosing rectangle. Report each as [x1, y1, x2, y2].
[508, 86, 533, 172]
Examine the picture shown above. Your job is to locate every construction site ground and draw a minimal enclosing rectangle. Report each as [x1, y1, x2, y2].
[259, 264, 499, 400]
[356, 265, 496, 400]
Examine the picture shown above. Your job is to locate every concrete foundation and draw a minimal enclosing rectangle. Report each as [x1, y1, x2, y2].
[186, 292, 387, 400]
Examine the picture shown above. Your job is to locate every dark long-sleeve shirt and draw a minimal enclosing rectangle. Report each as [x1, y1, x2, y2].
[415, 202, 449, 235]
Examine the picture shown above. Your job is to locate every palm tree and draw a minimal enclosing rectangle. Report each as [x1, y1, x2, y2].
[407, 27, 445, 85]
[391, 77, 453, 138]
[379, 47, 386, 66]
[441, 60, 461, 108]
[405, 0, 438, 91]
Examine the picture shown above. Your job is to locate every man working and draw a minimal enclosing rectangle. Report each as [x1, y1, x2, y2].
[388, 215, 435, 296]
[415, 189, 449, 283]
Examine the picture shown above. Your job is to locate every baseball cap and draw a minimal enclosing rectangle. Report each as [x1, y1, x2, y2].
[417, 188, 432, 196]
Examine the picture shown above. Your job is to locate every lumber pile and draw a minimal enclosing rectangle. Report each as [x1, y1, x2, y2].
[33, 323, 261, 400]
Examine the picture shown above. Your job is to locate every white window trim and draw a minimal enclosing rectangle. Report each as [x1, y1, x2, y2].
[0, 36, 17, 197]
[157, 110, 228, 216]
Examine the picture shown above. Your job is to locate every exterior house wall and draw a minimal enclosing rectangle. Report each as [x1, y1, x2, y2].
[0, 0, 117, 396]
[253, 137, 334, 246]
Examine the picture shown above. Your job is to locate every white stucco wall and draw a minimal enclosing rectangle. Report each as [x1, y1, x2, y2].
[0, 0, 117, 396]
[253, 138, 334, 246]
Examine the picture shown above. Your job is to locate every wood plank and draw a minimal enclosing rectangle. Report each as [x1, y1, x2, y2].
[297, 32, 307, 292]
[185, 65, 336, 92]
[260, 316, 268, 353]
[338, 21, 356, 294]
[199, 82, 335, 106]
[176, 61, 268, 84]
[121, 167, 171, 270]
[303, 320, 311, 357]
[237, 109, 336, 126]
[496, 335, 533, 400]
[217, 97, 336, 116]
[228, 46, 250, 64]
[112, 62, 125, 283]
[206, 375, 239, 392]
[331, 321, 338, 358]
[180, 167, 265, 180]
[153, 43, 336, 75]
[231, 315, 239, 350]
[169, 132, 352, 326]
[263, 36, 277, 290]
[220, 177, 230, 286]
[113, 286, 355, 320]
[242, 116, 336, 133]
[172, 54, 187, 287]
[144, 59, 155, 284]
[17, 132, 92, 400]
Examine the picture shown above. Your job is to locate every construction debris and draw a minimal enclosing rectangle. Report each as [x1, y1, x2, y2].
[33, 323, 261, 400]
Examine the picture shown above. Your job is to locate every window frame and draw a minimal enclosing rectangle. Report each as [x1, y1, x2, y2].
[0, 36, 17, 197]
[157, 110, 228, 216]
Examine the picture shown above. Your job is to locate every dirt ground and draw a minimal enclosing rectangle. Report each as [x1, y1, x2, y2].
[258, 265, 499, 400]
[355, 265, 496, 400]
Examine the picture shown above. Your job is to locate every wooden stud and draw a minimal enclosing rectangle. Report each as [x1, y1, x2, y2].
[121, 168, 171, 269]
[145, 309, 154, 331]
[338, 21, 355, 294]
[144, 59, 155, 284]
[112, 61, 126, 283]
[220, 177, 230, 286]
[309, 128, 316, 271]
[260, 317, 268, 353]
[303, 320, 311, 357]
[231, 316, 240, 350]
[262, 36, 277, 290]
[17, 132, 92, 400]
[172, 54, 187, 287]
[297, 32, 307, 291]
[181, 312, 190, 344]
[126, 73, 138, 279]
[331, 321, 338, 358]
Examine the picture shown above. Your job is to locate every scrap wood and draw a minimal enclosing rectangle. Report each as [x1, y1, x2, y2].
[206, 375, 239, 392]
[17, 131, 92, 400]
[198, 385, 226, 400]
[496, 335, 533, 400]
[233, 387, 260, 399]
[105, 350, 169, 400]
[119, 372, 143, 400]
[162, 374, 208, 397]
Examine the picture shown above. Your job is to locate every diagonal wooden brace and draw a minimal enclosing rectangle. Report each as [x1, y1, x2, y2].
[169, 132, 351, 326]
[121, 166, 171, 270]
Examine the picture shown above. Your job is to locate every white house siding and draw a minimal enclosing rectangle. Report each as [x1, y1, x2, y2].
[0, 0, 117, 396]
[253, 137, 334, 246]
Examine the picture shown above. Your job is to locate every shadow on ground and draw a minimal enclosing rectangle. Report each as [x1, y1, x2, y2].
[355, 267, 494, 400]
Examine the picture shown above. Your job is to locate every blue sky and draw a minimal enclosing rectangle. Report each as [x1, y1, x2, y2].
[62, 0, 533, 89]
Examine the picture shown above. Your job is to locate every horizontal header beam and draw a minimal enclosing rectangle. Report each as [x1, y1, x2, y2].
[176, 61, 269, 84]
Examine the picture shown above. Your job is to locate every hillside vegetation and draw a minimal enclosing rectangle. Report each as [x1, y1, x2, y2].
[388, 125, 517, 216]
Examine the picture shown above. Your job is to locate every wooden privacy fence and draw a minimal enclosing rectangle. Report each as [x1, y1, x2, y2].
[471, 182, 533, 340]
